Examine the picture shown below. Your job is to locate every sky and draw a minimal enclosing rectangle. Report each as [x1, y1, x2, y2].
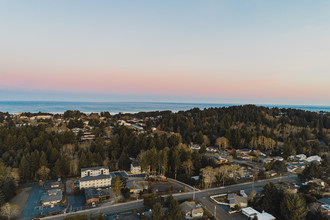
[0, 1, 330, 105]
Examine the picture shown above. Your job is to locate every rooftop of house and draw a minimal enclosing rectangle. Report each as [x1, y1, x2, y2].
[47, 189, 59, 195]
[126, 180, 148, 190]
[228, 193, 248, 205]
[41, 190, 62, 203]
[80, 174, 111, 182]
[180, 201, 200, 213]
[81, 166, 109, 172]
[318, 197, 330, 205]
[256, 212, 276, 220]
[85, 188, 100, 201]
[131, 163, 140, 167]
[44, 180, 64, 190]
[242, 207, 259, 216]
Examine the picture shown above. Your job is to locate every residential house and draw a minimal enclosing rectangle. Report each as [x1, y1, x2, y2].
[80, 134, 96, 141]
[85, 188, 111, 205]
[41, 190, 63, 206]
[44, 180, 64, 191]
[306, 155, 322, 163]
[126, 178, 148, 194]
[308, 179, 326, 187]
[190, 144, 201, 151]
[130, 163, 142, 174]
[262, 158, 273, 164]
[296, 154, 307, 161]
[35, 115, 53, 120]
[228, 193, 248, 208]
[273, 156, 284, 162]
[180, 201, 204, 219]
[242, 207, 276, 220]
[265, 170, 277, 178]
[85, 188, 100, 205]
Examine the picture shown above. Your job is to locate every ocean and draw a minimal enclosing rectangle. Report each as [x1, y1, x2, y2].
[0, 101, 329, 114]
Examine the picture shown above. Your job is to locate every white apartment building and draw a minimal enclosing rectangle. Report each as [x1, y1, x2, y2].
[80, 166, 112, 189]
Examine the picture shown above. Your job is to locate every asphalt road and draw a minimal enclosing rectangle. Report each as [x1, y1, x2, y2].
[41, 174, 297, 220]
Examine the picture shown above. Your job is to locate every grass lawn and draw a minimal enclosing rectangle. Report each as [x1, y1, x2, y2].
[213, 195, 227, 203]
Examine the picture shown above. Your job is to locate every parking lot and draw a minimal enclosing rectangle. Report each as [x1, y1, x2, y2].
[20, 184, 65, 219]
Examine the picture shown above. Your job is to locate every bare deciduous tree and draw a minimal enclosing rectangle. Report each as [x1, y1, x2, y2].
[1, 203, 20, 220]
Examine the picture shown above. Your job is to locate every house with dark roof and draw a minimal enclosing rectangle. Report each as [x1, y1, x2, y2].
[41, 190, 63, 206]
[228, 193, 248, 208]
[126, 178, 148, 194]
[180, 201, 204, 219]
[85, 188, 111, 205]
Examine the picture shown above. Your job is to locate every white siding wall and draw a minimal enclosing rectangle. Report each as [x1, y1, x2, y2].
[80, 178, 111, 189]
[81, 168, 110, 178]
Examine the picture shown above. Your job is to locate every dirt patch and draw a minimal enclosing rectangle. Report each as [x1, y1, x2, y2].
[9, 187, 32, 215]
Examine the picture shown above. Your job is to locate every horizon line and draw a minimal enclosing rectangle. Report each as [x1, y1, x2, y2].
[0, 100, 330, 108]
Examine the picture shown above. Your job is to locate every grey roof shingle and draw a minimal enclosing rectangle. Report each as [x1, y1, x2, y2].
[41, 191, 63, 203]
[80, 174, 111, 182]
[81, 166, 109, 172]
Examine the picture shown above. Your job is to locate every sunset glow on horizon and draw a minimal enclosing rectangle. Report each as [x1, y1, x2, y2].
[1, 1, 330, 105]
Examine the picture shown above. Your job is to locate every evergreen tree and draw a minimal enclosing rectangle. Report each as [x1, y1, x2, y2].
[19, 156, 30, 182]
[171, 148, 181, 179]
[53, 159, 62, 178]
[61, 155, 70, 176]
[166, 196, 182, 220]
[199, 143, 207, 154]
[195, 131, 204, 145]
[49, 148, 59, 164]
[261, 182, 281, 215]
[149, 147, 158, 172]
[118, 150, 130, 170]
[39, 151, 48, 167]
[280, 193, 307, 220]
[79, 152, 87, 168]
[151, 202, 164, 220]
[0, 190, 5, 207]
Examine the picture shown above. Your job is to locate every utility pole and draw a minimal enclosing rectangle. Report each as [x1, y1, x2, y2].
[193, 186, 195, 200]
[214, 205, 217, 220]
[136, 196, 138, 210]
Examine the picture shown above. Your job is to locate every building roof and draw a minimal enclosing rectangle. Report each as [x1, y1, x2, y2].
[85, 188, 99, 201]
[41, 191, 62, 203]
[126, 180, 148, 190]
[318, 197, 330, 205]
[229, 194, 248, 205]
[81, 166, 109, 172]
[256, 212, 276, 220]
[131, 163, 140, 167]
[80, 174, 111, 182]
[44, 180, 63, 190]
[47, 189, 59, 195]
[85, 188, 111, 201]
[242, 207, 259, 216]
[180, 201, 197, 213]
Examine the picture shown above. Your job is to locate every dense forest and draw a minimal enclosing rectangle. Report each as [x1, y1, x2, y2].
[0, 106, 329, 207]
